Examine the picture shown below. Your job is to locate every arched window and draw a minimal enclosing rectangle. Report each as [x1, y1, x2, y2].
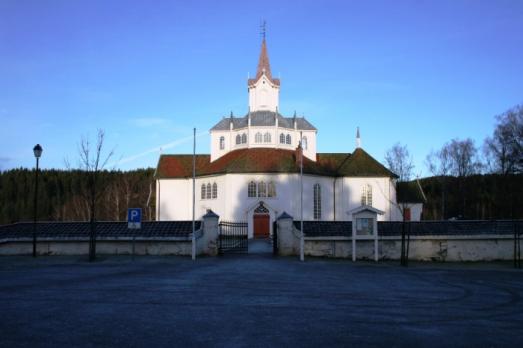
[201, 184, 206, 200]
[255, 132, 262, 143]
[264, 132, 271, 143]
[268, 181, 276, 197]
[279, 133, 285, 144]
[219, 136, 225, 150]
[206, 183, 211, 199]
[302, 136, 308, 150]
[286, 134, 291, 144]
[212, 183, 217, 199]
[313, 183, 321, 220]
[361, 184, 372, 206]
[236, 134, 241, 145]
[241, 133, 247, 144]
[258, 181, 267, 197]
[248, 181, 257, 197]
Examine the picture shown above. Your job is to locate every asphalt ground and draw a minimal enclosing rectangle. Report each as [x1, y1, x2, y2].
[1, 255, 522, 347]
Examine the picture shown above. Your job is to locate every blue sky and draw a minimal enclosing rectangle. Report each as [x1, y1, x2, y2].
[1, 0, 522, 176]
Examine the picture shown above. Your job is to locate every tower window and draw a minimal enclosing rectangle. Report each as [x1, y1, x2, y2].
[264, 132, 271, 143]
[286, 134, 291, 144]
[236, 134, 241, 145]
[255, 132, 262, 143]
[279, 133, 285, 144]
[219, 136, 225, 150]
[302, 136, 308, 150]
[241, 133, 247, 144]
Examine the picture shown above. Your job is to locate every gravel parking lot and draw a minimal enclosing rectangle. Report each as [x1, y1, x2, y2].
[1, 255, 522, 347]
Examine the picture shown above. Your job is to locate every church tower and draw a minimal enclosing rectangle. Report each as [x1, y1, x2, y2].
[248, 38, 280, 112]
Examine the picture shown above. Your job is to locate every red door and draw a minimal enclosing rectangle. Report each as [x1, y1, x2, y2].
[253, 214, 270, 239]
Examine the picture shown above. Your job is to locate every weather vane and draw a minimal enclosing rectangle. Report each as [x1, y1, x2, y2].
[260, 20, 266, 40]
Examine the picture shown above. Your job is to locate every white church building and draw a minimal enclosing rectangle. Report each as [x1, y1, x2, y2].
[155, 38, 424, 238]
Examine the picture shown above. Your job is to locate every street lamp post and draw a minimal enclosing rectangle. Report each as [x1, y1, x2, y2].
[33, 144, 42, 257]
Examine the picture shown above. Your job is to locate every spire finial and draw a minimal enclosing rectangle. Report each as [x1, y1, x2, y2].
[260, 20, 266, 41]
[356, 127, 361, 148]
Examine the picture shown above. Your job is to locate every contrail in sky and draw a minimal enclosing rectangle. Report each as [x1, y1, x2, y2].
[111, 131, 207, 167]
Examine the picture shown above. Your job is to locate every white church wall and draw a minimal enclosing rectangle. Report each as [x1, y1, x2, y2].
[248, 76, 279, 112]
[339, 177, 396, 221]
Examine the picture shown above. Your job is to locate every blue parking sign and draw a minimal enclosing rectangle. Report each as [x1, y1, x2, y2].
[128, 208, 142, 229]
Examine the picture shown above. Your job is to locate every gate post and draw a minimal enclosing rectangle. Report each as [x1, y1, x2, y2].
[277, 212, 300, 256]
[201, 210, 220, 256]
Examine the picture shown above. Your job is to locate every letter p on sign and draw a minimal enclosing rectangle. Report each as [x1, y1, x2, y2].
[128, 208, 142, 229]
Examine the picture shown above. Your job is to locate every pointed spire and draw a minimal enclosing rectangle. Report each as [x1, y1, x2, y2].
[356, 127, 361, 148]
[255, 38, 273, 81]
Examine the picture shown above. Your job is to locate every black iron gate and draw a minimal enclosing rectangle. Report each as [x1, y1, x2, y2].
[218, 221, 248, 254]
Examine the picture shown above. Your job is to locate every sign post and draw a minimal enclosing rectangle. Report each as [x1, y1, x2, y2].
[128, 208, 142, 259]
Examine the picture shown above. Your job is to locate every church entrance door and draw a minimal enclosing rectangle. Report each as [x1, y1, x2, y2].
[253, 203, 270, 239]
[253, 214, 270, 239]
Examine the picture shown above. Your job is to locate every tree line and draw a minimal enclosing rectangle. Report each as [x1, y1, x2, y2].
[385, 104, 522, 220]
[0, 168, 155, 225]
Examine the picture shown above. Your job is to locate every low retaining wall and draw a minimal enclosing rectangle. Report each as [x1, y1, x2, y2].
[304, 235, 515, 261]
[0, 238, 193, 256]
[280, 215, 521, 261]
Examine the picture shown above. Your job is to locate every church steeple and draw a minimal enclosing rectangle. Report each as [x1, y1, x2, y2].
[248, 33, 280, 112]
[255, 39, 273, 82]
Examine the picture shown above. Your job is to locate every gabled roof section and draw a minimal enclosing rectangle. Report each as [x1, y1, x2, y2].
[248, 39, 280, 87]
[157, 148, 396, 179]
[210, 111, 316, 131]
[337, 148, 398, 178]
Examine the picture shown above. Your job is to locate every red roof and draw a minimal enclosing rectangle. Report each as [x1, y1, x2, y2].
[156, 148, 396, 178]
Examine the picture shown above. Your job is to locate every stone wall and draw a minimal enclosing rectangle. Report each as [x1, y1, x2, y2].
[303, 236, 515, 261]
[278, 213, 521, 262]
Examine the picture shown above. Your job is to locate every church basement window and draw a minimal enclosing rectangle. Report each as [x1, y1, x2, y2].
[248, 181, 257, 197]
[313, 183, 321, 220]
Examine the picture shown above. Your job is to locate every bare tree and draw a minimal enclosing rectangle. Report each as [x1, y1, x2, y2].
[484, 105, 523, 174]
[425, 146, 452, 220]
[78, 129, 114, 261]
[385, 142, 414, 182]
[385, 143, 415, 266]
